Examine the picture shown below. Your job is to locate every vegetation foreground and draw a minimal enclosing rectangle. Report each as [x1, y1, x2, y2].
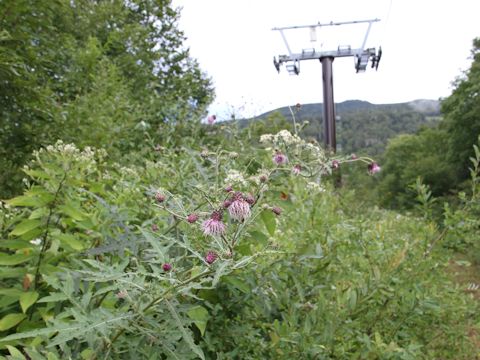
[0, 1, 479, 359]
[0, 129, 478, 359]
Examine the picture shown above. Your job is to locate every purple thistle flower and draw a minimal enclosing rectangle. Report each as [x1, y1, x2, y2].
[162, 263, 172, 272]
[368, 162, 381, 175]
[155, 192, 166, 203]
[228, 193, 251, 221]
[272, 206, 282, 216]
[292, 164, 301, 175]
[244, 193, 256, 206]
[187, 213, 199, 223]
[224, 185, 233, 193]
[202, 211, 226, 236]
[273, 151, 288, 166]
[205, 251, 218, 264]
[207, 115, 216, 124]
[223, 199, 232, 208]
[331, 160, 340, 170]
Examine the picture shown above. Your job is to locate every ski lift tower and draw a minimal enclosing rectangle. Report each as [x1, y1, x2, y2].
[273, 19, 382, 153]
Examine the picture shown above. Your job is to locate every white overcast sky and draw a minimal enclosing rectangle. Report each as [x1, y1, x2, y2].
[172, 0, 479, 120]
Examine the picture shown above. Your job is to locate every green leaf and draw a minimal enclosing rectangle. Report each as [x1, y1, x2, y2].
[260, 210, 276, 236]
[248, 230, 269, 245]
[20, 291, 39, 313]
[0, 253, 33, 266]
[6, 191, 54, 208]
[37, 293, 69, 303]
[56, 233, 84, 251]
[165, 300, 205, 360]
[0, 313, 26, 331]
[0, 240, 33, 249]
[0, 267, 27, 278]
[6, 346, 26, 360]
[59, 204, 86, 221]
[0, 288, 23, 297]
[187, 305, 209, 336]
[223, 275, 250, 294]
[10, 219, 42, 236]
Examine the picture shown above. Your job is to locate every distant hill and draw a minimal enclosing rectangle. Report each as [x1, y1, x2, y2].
[240, 99, 442, 155]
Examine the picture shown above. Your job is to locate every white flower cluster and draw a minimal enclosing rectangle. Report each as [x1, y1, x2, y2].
[34, 140, 106, 164]
[306, 182, 326, 193]
[259, 130, 301, 146]
[224, 169, 247, 187]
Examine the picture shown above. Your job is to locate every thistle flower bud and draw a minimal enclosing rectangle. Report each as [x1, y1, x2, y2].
[162, 263, 172, 272]
[368, 162, 381, 175]
[155, 192, 166, 203]
[205, 251, 218, 264]
[272, 207, 282, 216]
[292, 164, 301, 175]
[186, 213, 199, 223]
[245, 193, 256, 205]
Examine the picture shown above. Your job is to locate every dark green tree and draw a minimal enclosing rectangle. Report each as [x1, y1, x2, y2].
[442, 38, 480, 181]
[378, 127, 456, 208]
[0, 0, 214, 197]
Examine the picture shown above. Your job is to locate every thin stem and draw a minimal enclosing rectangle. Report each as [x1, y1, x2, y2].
[33, 171, 68, 290]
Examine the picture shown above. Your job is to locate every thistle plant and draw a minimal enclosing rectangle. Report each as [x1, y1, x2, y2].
[0, 129, 347, 359]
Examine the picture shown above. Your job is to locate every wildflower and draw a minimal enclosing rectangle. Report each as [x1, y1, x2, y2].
[244, 193, 256, 206]
[30, 238, 42, 246]
[205, 251, 218, 264]
[331, 160, 340, 169]
[228, 192, 251, 221]
[224, 185, 233, 193]
[223, 199, 232, 208]
[260, 134, 274, 144]
[224, 170, 247, 186]
[272, 206, 282, 216]
[259, 174, 268, 183]
[273, 151, 288, 165]
[155, 191, 166, 203]
[276, 130, 301, 145]
[187, 213, 199, 223]
[207, 115, 216, 124]
[151, 224, 159, 231]
[162, 263, 172, 272]
[292, 164, 301, 175]
[202, 211, 226, 236]
[116, 290, 128, 299]
[368, 162, 381, 175]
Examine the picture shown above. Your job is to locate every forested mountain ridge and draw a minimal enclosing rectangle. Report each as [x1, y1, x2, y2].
[239, 99, 441, 155]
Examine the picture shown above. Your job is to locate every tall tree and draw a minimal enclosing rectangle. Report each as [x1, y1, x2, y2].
[442, 38, 480, 181]
[0, 0, 214, 197]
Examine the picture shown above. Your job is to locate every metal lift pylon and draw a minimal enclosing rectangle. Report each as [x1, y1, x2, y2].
[273, 18, 382, 153]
